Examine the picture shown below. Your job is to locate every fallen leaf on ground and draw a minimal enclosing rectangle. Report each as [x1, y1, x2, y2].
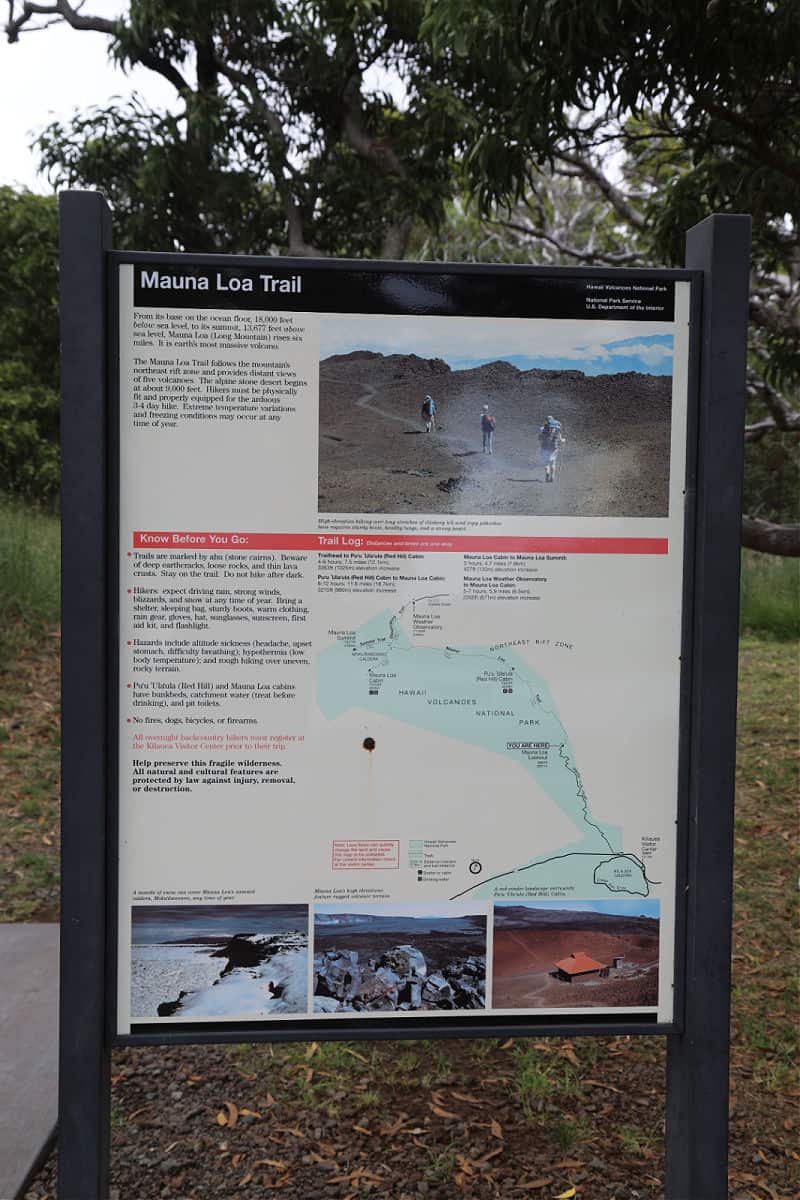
[429, 1101, 461, 1119]
[474, 1146, 503, 1166]
[341, 1046, 370, 1064]
[380, 1115, 408, 1137]
[221, 1101, 239, 1127]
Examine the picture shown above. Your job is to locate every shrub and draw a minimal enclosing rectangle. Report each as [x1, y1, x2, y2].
[0, 361, 60, 506]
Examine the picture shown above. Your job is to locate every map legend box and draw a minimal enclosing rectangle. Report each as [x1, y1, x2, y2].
[331, 840, 400, 870]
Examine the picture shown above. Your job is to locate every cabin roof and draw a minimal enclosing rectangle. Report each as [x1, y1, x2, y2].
[554, 951, 607, 975]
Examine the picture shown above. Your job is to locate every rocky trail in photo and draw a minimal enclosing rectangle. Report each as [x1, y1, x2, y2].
[318, 353, 672, 518]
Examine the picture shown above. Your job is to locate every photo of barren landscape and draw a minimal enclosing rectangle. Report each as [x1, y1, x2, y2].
[318, 314, 675, 518]
[131, 903, 308, 1022]
[492, 899, 660, 1010]
[313, 903, 487, 1013]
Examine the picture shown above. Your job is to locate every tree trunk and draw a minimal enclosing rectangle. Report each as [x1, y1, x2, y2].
[741, 516, 800, 557]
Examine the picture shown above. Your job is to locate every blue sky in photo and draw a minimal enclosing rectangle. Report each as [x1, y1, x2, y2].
[320, 315, 674, 378]
[450, 334, 674, 376]
[495, 898, 660, 919]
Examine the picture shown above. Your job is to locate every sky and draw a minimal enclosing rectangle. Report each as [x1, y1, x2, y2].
[495, 898, 661, 919]
[319, 313, 675, 377]
[0, 5, 405, 193]
[0, 4, 177, 191]
[315, 902, 484, 919]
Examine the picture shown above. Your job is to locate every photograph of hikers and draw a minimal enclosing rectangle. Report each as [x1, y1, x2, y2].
[318, 313, 674, 518]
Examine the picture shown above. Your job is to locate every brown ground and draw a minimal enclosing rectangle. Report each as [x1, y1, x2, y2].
[9, 638, 799, 1199]
[318, 353, 672, 518]
[493, 929, 659, 1009]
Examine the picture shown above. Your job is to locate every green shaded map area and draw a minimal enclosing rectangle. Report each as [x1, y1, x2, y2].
[317, 606, 651, 899]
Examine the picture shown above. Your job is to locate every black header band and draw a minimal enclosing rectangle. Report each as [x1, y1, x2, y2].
[128, 258, 677, 322]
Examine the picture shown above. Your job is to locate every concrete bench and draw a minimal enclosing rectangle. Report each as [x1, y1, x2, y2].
[0, 924, 58, 1200]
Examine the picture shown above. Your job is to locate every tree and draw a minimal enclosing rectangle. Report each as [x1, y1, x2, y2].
[7, 0, 462, 258]
[0, 187, 60, 504]
[0, 186, 59, 389]
[422, 0, 800, 554]
[6, 0, 799, 547]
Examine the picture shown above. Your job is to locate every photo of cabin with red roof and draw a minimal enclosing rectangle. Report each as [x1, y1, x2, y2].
[553, 951, 610, 982]
[492, 900, 659, 1011]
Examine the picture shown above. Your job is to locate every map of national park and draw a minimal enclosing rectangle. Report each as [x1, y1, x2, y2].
[317, 601, 655, 900]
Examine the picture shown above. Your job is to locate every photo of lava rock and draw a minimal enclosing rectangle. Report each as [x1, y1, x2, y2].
[317, 314, 674, 518]
[492, 899, 660, 1010]
[313, 903, 487, 1014]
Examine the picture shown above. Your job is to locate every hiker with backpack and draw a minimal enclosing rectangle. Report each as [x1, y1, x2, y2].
[538, 415, 565, 482]
[421, 394, 436, 433]
[481, 404, 496, 454]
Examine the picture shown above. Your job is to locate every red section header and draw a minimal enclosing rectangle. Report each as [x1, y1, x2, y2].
[133, 531, 668, 555]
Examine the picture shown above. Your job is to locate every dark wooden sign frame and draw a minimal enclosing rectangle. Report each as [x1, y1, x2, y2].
[58, 190, 750, 1199]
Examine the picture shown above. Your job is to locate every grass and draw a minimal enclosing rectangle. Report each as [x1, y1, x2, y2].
[552, 1113, 592, 1152]
[731, 637, 799, 1099]
[424, 1140, 458, 1184]
[512, 1042, 580, 1119]
[0, 498, 60, 641]
[617, 1122, 661, 1158]
[0, 498, 61, 918]
[740, 549, 799, 639]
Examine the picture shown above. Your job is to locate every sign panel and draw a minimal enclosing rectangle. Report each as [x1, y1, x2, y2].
[114, 259, 693, 1034]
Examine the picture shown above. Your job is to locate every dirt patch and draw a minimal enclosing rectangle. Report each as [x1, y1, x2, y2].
[318, 353, 672, 517]
[0, 623, 60, 920]
[10, 632, 798, 1200]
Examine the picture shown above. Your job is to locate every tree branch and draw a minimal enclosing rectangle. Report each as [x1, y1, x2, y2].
[749, 293, 800, 342]
[488, 218, 646, 265]
[741, 516, 800, 557]
[380, 216, 413, 260]
[341, 73, 405, 177]
[700, 99, 800, 186]
[7, 0, 115, 41]
[554, 150, 646, 230]
[744, 371, 800, 441]
[134, 48, 191, 94]
[214, 58, 324, 257]
[6, 0, 190, 92]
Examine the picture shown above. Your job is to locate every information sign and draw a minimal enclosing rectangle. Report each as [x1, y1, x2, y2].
[58, 194, 751, 1199]
[113, 257, 696, 1036]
